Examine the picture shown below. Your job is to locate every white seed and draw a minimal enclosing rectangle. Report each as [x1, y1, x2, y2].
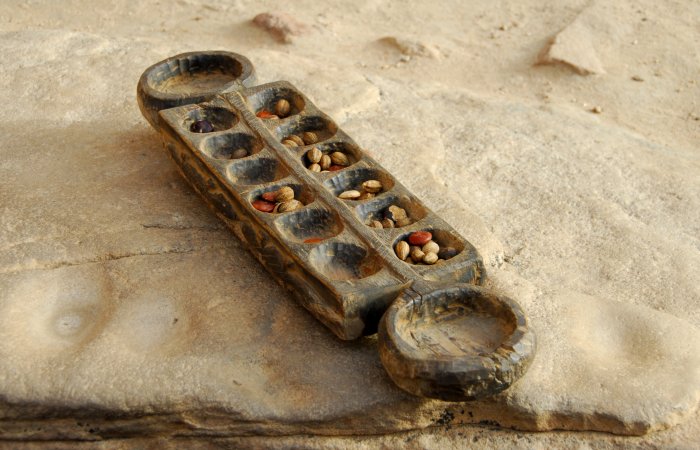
[370, 220, 383, 228]
[395, 241, 410, 261]
[275, 99, 291, 117]
[275, 186, 295, 202]
[423, 252, 438, 265]
[288, 135, 304, 146]
[277, 199, 303, 213]
[309, 163, 321, 172]
[307, 147, 322, 164]
[362, 179, 383, 193]
[330, 151, 349, 166]
[422, 241, 440, 254]
[282, 139, 298, 148]
[339, 190, 361, 200]
[302, 131, 318, 145]
[319, 154, 332, 170]
[381, 218, 394, 228]
[396, 217, 412, 227]
[358, 191, 375, 200]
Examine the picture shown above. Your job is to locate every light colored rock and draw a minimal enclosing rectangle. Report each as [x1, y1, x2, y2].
[537, 19, 606, 75]
[0, 0, 699, 447]
[252, 12, 309, 44]
[378, 36, 441, 59]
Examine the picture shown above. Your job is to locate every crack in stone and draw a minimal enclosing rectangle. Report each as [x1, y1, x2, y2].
[0, 248, 196, 275]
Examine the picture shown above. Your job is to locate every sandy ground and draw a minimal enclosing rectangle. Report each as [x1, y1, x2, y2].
[0, 0, 698, 448]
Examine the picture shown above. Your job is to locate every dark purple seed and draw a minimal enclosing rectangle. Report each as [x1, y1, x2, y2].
[438, 246, 459, 260]
[190, 119, 214, 133]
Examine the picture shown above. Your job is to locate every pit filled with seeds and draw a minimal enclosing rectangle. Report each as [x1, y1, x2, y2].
[301, 141, 360, 173]
[394, 230, 461, 265]
[251, 185, 306, 214]
[249, 86, 305, 120]
[324, 168, 395, 201]
[278, 116, 337, 149]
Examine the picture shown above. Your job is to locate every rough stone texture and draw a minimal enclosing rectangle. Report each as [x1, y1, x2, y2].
[1, 0, 699, 448]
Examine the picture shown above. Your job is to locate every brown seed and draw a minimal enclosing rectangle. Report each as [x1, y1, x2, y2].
[362, 179, 383, 193]
[288, 134, 305, 146]
[422, 241, 440, 254]
[339, 190, 361, 200]
[370, 220, 383, 228]
[381, 218, 395, 228]
[231, 148, 248, 159]
[275, 99, 291, 117]
[275, 186, 295, 202]
[252, 199, 275, 213]
[307, 147, 322, 164]
[330, 151, 349, 166]
[411, 248, 425, 261]
[386, 205, 407, 221]
[319, 154, 331, 170]
[328, 165, 344, 171]
[395, 217, 412, 227]
[302, 131, 318, 145]
[436, 258, 445, 264]
[309, 163, 321, 172]
[423, 252, 438, 265]
[405, 256, 414, 265]
[277, 199, 303, 213]
[395, 241, 410, 261]
[438, 246, 459, 260]
[358, 191, 375, 200]
[282, 139, 298, 148]
[409, 231, 432, 246]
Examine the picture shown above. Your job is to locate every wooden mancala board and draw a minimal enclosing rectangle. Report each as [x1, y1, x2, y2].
[137, 51, 535, 401]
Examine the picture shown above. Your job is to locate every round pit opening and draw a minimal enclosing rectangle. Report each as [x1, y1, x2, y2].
[308, 242, 382, 281]
[227, 157, 288, 185]
[147, 52, 246, 96]
[355, 194, 427, 228]
[323, 167, 395, 200]
[277, 116, 338, 147]
[274, 208, 343, 243]
[249, 87, 306, 119]
[201, 132, 263, 160]
[184, 106, 237, 133]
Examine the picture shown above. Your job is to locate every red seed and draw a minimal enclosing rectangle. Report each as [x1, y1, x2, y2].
[256, 109, 274, 119]
[261, 191, 277, 202]
[328, 165, 344, 171]
[252, 200, 275, 212]
[303, 237, 324, 244]
[408, 231, 432, 246]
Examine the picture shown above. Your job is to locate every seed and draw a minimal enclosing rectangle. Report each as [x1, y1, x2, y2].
[370, 220, 383, 228]
[252, 199, 275, 213]
[304, 237, 324, 244]
[408, 231, 432, 246]
[362, 180, 383, 193]
[256, 110, 275, 119]
[328, 165, 344, 171]
[386, 205, 407, 221]
[282, 139, 298, 148]
[277, 199, 303, 213]
[381, 218, 395, 228]
[231, 148, 248, 159]
[395, 241, 410, 260]
[358, 191, 375, 200]
[422, 241, 440, 254]
[436, 258, 445, 264]
[405, 256, 414, 265]
[302, 131, 318, 145]
[339, 190, 361, 200]
[411, 248, 425, 261]
[307, 147, 322, 164]
[438, 246, 459, 260]
[288, 134, 305, 146]
[395, 217, 412, 227]
[275, 186, 295, 202]
[423, 252, 438, 265]
[275, 99, 291, 117]
[330, 152, 349, 166]
[319, 154, 332, 170]
[309, 163, 321, 172]
[190, 119, 214, 133]
[261, 191, 277, 202]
